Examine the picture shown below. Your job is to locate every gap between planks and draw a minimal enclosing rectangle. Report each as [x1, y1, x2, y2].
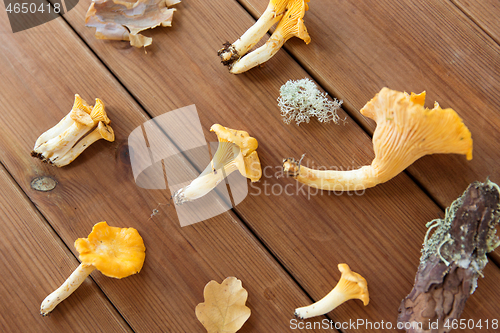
[12, 0, 333, 328]
[0, 160, 135, 332]
[31, 0, 500, 326]
[233, 0, 500, 268]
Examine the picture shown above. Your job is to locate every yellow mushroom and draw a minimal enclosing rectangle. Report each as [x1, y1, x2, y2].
[40, 222, 145, 316]
[283, 88, 473, 191]
[295, 264, 369, 319]
[172, 124, 262, 205]
[229, 0, 310, 74]
[32, 96, 114, 166]
[218, 0, 290, 66]
[89, 98, 111, 124]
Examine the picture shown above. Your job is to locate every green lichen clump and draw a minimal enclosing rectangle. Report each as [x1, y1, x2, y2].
[420, 195, 464, 266]
[420, 180, 500, 292]
[277, 78, 343, 125]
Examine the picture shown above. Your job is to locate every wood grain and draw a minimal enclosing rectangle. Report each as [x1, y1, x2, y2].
[57, 0, 500, 331]
[0, 165, 131, 333]
[0, 3, 328, 333]
[453, 0, 500, 45]
[239, 0, 500, 210]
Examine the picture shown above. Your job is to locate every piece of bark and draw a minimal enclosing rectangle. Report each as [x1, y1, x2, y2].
[398, 180, 500, 333]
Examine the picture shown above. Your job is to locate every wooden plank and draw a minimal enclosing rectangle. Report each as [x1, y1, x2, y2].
[0, 165, 131, 332]
[453, 0, 500, 45]
[60, 0, 500, 330]
[238, 0, 500, 268]
[238, 0, 500, 210]
[0, 4, 327, 333]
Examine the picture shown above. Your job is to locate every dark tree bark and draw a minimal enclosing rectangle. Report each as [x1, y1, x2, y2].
[397, 180, 500, 332]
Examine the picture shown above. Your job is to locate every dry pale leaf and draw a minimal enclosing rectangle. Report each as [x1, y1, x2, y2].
[195, 277, 251, 333]
[85, 0, 180, 48]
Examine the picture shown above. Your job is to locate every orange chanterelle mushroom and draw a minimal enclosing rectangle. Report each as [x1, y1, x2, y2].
[172, 124, 262, 205]
[40, 222, 145, 316]
[283, 87, 473, 191]
[295, 264, 369, 319]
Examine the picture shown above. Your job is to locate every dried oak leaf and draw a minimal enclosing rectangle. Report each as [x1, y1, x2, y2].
[85, 0, 180, 48]
[195, 277, 251, 333]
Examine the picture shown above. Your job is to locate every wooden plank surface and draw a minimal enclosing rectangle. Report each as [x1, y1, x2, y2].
[239, 0, 500, 210]
[58, 0, 500, 331]
[453, 0, 500, 44]
[0, 5, 327, 333]
[0, 164, 131, 333]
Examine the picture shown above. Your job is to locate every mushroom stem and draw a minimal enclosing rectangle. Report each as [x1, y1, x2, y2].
[218, 2, 286, 65]
[34, 110, 95, 164]
[173, 146, 242, 205]
[34, 95, 92, 149]
[34, 113, 74, 149]
[229, 31, 287, 74]
[283, 158, 378, 191]
[40, 263, 95, 316]
[295, 288, 349, 320]
[53, 122, 114, 167]
[295, 264, 369, 320]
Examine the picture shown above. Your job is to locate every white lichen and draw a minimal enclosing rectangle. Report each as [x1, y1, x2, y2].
[277, 78, 343, 125]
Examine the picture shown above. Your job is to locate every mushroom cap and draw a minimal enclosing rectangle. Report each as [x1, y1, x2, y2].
[337, 263, 369, 306]
[210, 124, 262, 182]
[73, 94, 92, 114]
[70, 108, 95, 127]
[270, 0, 290, 13]
[97, 121, 115, 142]
[75, 222, 146, 279]
[90, 98, 111, 124]
[360, 87, 473, 183]
[274, 0, 310, 43]
[242, 151, 262, 182]
[210, 124, 258, 157]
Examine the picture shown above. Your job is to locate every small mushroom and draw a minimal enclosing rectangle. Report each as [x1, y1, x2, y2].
[89, 98, 111, 124]
[229, 0, 310, 74]
[283, 88, 473, 191]
[53, 121, 115, 167]
[40, 222, 145, 316]
[295, 264, 369, 319]
[32, 96, 114, 166]
[218, 0, 290, 66]
[172, 124, 262, 205]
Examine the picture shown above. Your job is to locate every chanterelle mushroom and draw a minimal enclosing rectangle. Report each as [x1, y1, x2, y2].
[32, 95, 115, 167]
[40, 222, 145, 316]
[283, 88, 473, 191]
[172, 124, 262, 205]
[218, 0, 290, 66]
[295, 264, 369, 319]
[229, 0, 310, 74]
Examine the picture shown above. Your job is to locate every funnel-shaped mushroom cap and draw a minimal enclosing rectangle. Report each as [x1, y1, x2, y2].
[90, 98, 111, 124]
[336, 264, 369, 306]
[210, 124, 262, 182]
[210, 124, 258, 157]
[360, 88, 473, 184]
[275, 0, 310, 43]
[97, 121, 115, 142]
[75, 222, 146, 279]
[73, 94, 92, 114]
